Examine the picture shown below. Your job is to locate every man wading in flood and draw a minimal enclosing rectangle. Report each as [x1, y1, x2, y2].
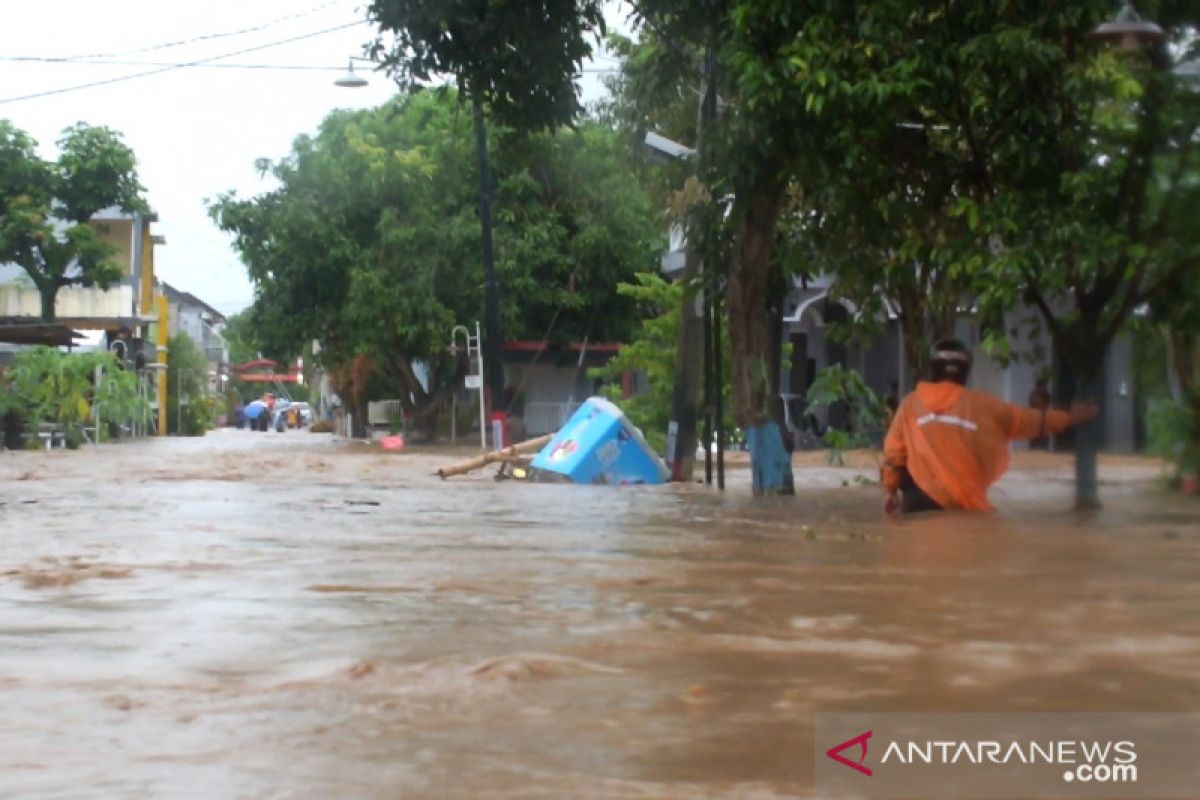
[881, 340, 1099, 513]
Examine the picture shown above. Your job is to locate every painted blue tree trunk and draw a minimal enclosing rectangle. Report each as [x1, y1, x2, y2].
[745, 420, 795, 496]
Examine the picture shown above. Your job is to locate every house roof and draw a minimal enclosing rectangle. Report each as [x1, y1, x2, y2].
[0, 321, 86, 347]
[91, 207, 159, 223]
[501, 340, 620, 354]
[160, 281, 226, 324]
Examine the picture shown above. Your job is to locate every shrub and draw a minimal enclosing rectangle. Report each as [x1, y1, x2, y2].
[0, 347, 146, 444]
[804, 365, 888, 466]
[1146, 397, 1200, 479]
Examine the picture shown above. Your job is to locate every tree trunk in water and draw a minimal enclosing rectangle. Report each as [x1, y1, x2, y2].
[1074, 371, 1101, 510]
[727, 176, 793, 496]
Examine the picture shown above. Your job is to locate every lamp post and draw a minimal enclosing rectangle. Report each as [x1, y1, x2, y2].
[471, 99, 505, 419]
[643, 130, 702, 483]
[1078, 2, 1166, 508]
[642, 40, 724, 488]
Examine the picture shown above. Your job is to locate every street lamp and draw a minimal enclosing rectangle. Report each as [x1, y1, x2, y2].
[1091, 2, 1165, 51]
[644, 130, 703, 483]
[334, 57, 373, 88]
[640, 43, 725, 490]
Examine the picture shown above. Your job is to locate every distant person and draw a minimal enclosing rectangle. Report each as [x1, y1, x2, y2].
[881, 340, 1097, 513]
[260, 394, 275, 432]
[1027, 377, 1053, 450]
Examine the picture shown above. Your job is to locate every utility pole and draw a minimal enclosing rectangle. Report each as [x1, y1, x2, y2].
[472, 98, 504, 420]
[666, 40, 721, 485]
[700, 43, 725, 491]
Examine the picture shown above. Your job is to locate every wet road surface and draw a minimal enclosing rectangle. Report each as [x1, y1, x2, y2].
[1, 431, 1197, 798]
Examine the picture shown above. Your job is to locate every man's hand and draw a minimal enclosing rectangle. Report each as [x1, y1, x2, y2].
[1067, 401, 1099, 426]
[884, 492, 900, 515]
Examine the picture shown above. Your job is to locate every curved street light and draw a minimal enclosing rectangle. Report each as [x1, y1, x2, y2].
[1091, 2, 1165, 51]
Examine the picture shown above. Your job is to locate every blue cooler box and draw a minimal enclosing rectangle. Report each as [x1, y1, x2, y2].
[531, 397, 669, 485]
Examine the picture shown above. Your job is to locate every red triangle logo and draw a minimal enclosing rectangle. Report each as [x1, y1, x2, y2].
[826, 730, 873, 777]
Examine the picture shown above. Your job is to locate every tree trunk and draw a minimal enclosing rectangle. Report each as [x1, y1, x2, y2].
[899, 312, 927, 387]
[39, 286, 57, 322]
[1169, 328, 1197, 397]
[727, 176, 793, 496]
[1073, 370, 1101, 510]
[351, 396, 368, 439]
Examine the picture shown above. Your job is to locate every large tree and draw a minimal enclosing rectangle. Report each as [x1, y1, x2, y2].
[726, 1, 1200, 507]
[210, 91, 659, 435]
[367, 0, 608, 406]
[0, 121, 143, 321]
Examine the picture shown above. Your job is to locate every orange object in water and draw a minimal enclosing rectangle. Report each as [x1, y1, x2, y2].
[380, 434, 405, 451]
[881, 382, 1072, 511]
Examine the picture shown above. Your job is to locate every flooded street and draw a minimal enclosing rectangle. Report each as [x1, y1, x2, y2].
[1, 430, 1197, 799]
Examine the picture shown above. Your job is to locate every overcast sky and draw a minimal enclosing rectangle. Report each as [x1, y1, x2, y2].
[0, 1, 622, 317]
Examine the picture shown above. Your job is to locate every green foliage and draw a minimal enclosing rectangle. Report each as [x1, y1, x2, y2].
[0, 121, 144, 320]
[590, 273, 680, 452]
[210, 90, 660, 423]
[166, 333, 213, 437]
[367, 0, 605, 131]
[590, 271, 735, 453]
[1146, 398, 1200, 477]
[220, 309, 261, 367]
[0, 347, 146, 442]
[804, 364, 887, 465]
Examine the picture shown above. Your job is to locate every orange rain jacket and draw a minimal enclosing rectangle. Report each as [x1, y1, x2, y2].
[881, 382, 1072, 511]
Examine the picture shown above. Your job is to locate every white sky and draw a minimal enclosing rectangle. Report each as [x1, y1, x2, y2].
[0, 0, 622, 317]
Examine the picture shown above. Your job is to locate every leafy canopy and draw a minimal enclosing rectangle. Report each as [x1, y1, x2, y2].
[0, 120, 144, 320]
[367, 0, 606, 130]
[210, 90, 661, 419]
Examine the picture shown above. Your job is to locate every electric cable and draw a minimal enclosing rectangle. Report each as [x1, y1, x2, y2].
[64, 1, 341, 59]
[0, 21, 360, 105]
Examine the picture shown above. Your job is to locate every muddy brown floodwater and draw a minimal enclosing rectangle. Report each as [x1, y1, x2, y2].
[1, 430, 1197, 799]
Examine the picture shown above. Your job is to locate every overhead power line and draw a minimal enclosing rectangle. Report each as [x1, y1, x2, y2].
[0, 21, 361, 106]
[64, 1, 340, 59]
[1, 56, 347, 72]
[0, 55, 620, 75]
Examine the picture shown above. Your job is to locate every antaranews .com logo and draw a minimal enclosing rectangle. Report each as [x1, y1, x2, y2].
[826, 730, 1138, 784]
[814, 713, 1199, 799]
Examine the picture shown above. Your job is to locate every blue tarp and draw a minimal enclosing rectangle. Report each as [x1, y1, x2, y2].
[531, 397, 668, 485]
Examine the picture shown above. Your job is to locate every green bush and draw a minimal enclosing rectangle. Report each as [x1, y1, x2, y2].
[804, 365, 887, 466]
[0, 347, 146, 444]
[166, 332, 213, 436]
[1146, 396, 1200, 478]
